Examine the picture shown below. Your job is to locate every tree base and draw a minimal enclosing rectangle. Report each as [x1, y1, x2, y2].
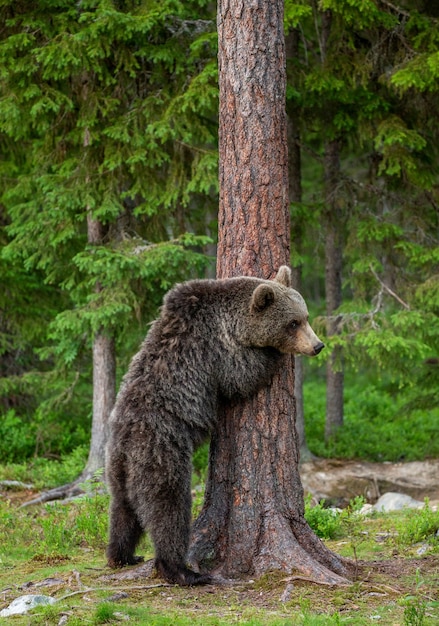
[190, 509, 352, 585]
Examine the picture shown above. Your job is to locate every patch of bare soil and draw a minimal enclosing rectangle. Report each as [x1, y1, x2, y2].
[364, 556, 438, 585]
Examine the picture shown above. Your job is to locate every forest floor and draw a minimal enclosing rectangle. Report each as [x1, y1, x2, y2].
[299, 458, 439, 507]
[0, 461, 438, 625]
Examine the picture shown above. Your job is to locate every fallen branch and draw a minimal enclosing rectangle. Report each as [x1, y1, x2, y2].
[280, 575, 348, 587]
[59, 583, 171, 601]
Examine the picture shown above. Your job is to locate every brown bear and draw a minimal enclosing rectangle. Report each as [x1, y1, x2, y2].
[106, 266, 324, 586]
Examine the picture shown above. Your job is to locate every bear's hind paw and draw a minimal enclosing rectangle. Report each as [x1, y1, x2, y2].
[155, 559, 212, 586]
[107, 555, 144, 569]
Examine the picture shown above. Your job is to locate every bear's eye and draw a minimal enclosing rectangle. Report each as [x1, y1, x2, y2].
[288, 320, 300, 331]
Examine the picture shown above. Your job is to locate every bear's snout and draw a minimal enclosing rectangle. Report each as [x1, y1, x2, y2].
[313, 342, 325, 355]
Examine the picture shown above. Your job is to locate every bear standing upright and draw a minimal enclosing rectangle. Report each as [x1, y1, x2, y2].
[106, 266, 324, 586]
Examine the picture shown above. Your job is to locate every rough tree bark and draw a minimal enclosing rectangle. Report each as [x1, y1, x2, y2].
[189, 0, 350, 583]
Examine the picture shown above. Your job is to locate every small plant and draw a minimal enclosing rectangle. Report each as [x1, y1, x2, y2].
[304, 495, 341, 539]
[339, 496, 366, 577]
[403, 595, 427, 626]
[40, 503, 76, 554]
[395, 499, 439, 547]
[0, 410, 36, 462]
[402, 570, 427, 626]
[29, 603, 60, 625]
[93, 602, 117, 624]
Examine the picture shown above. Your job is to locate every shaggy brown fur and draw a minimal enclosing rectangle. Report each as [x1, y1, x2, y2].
[106, 266, 324, 586]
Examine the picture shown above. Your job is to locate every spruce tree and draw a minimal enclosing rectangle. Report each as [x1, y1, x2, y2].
[0, 0, 218, 480]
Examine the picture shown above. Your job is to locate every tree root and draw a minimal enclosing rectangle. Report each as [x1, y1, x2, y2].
[190, 508, 354, 586]
[20, 470, 104, 508]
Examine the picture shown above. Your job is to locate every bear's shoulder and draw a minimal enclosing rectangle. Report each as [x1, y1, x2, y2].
[162, 276, 261, 317]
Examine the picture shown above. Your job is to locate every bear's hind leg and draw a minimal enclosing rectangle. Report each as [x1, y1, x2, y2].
[107, 495, 144, 569]
[142, 462, 212, 586]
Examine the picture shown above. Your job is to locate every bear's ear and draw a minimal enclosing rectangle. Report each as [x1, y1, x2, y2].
[274, 265, 292, 287]
[251, 284, 276, 313]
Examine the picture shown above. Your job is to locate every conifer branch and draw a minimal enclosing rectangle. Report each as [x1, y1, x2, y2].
[379, 0, 410, 19]
[369, 265, 410, 310]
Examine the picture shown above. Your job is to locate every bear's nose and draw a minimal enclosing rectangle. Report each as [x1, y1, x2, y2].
[313, 342, 325, 355]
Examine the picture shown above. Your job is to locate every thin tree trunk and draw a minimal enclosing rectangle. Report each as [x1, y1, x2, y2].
[22, 214, 116, 506]
[319, 9, 344, 442]
[81, 126, 116, 479]
[85, 327, 116, 477]
[286, 28, 310, 459]
[189, 0, 350, 583]
[324, 138, 344, 441]
[83, 213, 116, 479]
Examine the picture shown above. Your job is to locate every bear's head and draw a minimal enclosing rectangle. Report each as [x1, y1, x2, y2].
[242, 266, 324, 357]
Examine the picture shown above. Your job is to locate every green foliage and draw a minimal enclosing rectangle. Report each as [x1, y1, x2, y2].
[403, 596, 427, 626]
[284, 0, 439, 450]
[193, 441, 209, 478]
[39, 494, 109, 554]
[284, 0, 312, 30]
[394, 500, 439, 548]
[0, 410, 35, 462]
[321, 0, 397, 29]
[304, 375, 439, 461]
[0, 446, 88, 489]
[0, 0, 217, 450]
[0, 496, 108, 564]
[93, 602, 117, 624]
[304, 495, 341, 539]
[304, 495, 366, 549]
[0, 368, 93, 462]
[45, 235, 212, 363]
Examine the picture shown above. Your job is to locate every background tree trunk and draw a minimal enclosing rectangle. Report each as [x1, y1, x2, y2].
[324, 138, 344, 441]
[22, 214, 116, 505]
[83, 214, 116, 479]
[319, 9, 344, 442]
[189, 0, 349, 583]
[286, 28, 310, 460]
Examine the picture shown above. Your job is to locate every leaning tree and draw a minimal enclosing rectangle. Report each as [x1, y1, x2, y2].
[189, 0, 350, 583]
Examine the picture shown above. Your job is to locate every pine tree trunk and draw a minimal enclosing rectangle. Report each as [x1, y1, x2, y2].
[189, 0, 349, 583]
[324, 139, 344, 441]
[286, 29, 310, 458]
[22, 214, 116, 505]
[318, 9, 344, 442]
[83, 214, 116, 479]
[85, 331, 116, 476]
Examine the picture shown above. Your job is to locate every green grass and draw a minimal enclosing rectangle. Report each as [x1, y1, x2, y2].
[0, 445, 88, 489]
[0, 369, 438, 624]
[0, 479, 438, 626]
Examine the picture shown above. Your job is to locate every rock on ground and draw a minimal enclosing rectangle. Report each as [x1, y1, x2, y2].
[0, 595, 56, 617]
[373, 492, 424, 512]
